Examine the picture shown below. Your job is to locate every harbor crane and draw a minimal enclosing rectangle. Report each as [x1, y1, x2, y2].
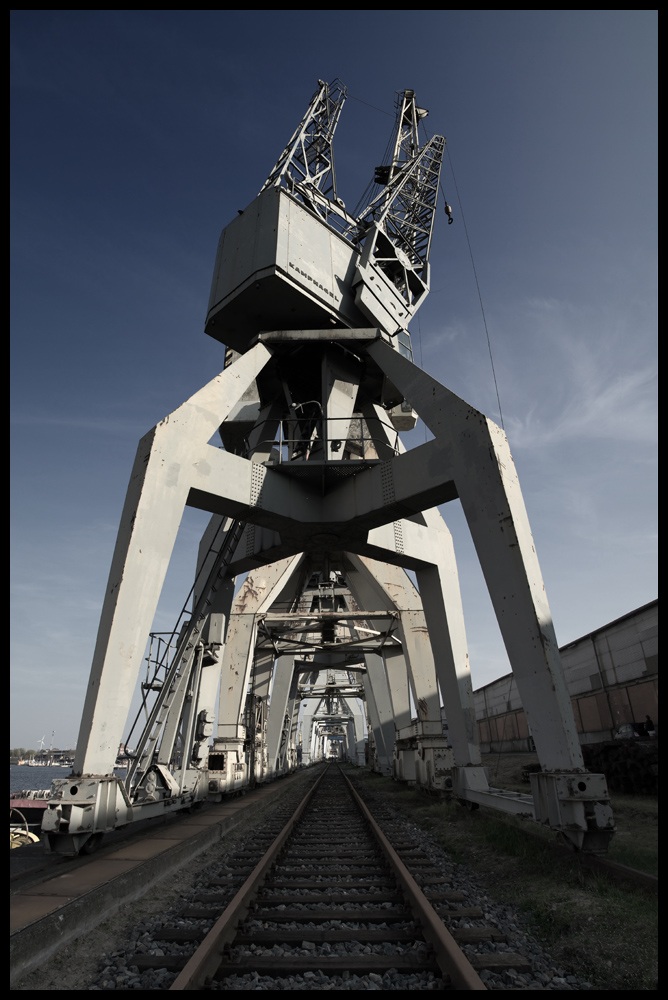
[42, 81, 615, 857]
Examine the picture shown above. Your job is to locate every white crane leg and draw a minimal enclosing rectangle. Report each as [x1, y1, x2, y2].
[73, 345, 272, 777]
[265, 654, 295, 778]
[363, 653, 395, 776]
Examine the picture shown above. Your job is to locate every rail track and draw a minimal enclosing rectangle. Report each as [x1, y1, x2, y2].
[167, 763, 478, 989]
[12, 762, 654, 990]
[108, 764, 537, 991]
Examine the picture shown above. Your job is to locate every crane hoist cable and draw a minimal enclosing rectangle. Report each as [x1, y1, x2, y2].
[415, 117, 505, 431]
[442, 137, 505, 431]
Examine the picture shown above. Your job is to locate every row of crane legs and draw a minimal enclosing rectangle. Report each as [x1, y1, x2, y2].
[40, 81, 616, 857]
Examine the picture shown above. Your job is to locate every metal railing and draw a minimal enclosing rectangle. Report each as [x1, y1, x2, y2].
[246, 414, 400, 464]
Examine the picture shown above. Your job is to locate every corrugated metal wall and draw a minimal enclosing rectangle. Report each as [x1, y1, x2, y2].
[473, 601, 658, 752]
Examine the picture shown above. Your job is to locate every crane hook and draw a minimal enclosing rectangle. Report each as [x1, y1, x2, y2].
[444, 202, 454, 224]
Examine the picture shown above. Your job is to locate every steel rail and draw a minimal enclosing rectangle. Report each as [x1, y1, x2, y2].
[168, 764, 329, 990]
[340, 767, 487, 991]
[171, 762, 487, 991]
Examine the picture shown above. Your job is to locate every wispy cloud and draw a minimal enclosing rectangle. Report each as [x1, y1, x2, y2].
[501, 298, 657, 448]
[506, 363, 657, 447]
[424, 319, 466, 348]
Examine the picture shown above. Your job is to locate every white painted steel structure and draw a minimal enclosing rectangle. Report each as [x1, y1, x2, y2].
[42, 81, 614, 856]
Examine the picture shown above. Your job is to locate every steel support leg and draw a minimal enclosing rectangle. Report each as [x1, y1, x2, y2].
[364, 653, 396, 776]
[72, 344, 272, 776]
[360, 401, 479, 767]
[345, 554, 440, 722]
[382, 647, 412, 732]
[367, 340, 615, 849]
[300, 709, 315, 766]
[213, 556, 302, 792]
[342, 697, 367, 766]
[284, 683, 302, 772]
[215, 557, 302, 741]
[362, 668, 390, 775]
[265, 655, 295, 778]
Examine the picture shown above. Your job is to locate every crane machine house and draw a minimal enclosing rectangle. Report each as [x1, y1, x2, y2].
[42, 80, 615, 857]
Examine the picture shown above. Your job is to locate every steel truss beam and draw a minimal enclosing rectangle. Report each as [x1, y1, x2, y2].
[260, 78, 351, 230]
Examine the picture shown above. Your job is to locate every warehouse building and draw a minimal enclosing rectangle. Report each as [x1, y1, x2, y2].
[474, 600, 658, 752]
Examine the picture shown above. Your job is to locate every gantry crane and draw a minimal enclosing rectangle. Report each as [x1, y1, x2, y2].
[42, 81, 615, 857]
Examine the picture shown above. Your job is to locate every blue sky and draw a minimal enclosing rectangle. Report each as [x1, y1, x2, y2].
[10, 11, 657, 750]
